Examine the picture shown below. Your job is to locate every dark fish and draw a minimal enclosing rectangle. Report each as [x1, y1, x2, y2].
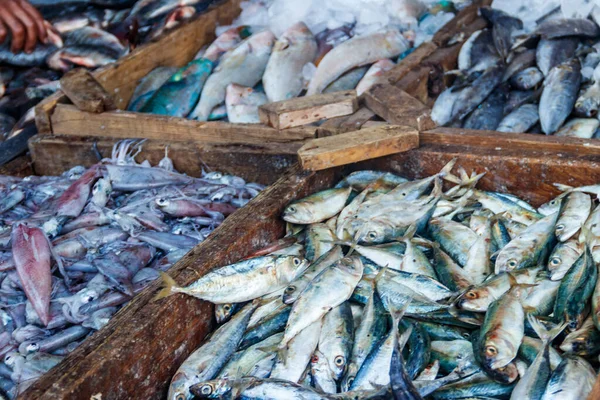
[539, 58, 581, 135]
[536, 37, 578, 76]
[463, 86, 507, 131]
[451, 62, 505, 121]
[498, 103, 539, 133]
[480, 7, 523, 59]
[503, 49, 536, 82]
[0, 44, 59, 67]
[63, 26, 128, 59]
[536, 18, 600, 39]
[47, 46, 117, 71]
[0, 114, 16, 141]
[504, 88, 541, 114]
[509, 67, 544, 90]
[458, 29, 499, 72]
[127, 66, 177, 112]
[390, 331, 423, 400]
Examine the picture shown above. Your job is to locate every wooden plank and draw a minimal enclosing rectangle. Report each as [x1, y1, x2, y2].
[422, 127, 600, 156]
[338, 107, 376, 133]
[384, 41, 438, 84]
[0, 155, 33, 177]
[363, 84, 430, 128]
[50, 104, 317, 144]
[395, 65, 431, 105]
[20, 164, 338, 400]
[28, 134, 299, 185]
[259, 90, 358, 129]
[59, 69, 115, 113]
[298, 125, 419, 170]
[432, 0, 492, 47]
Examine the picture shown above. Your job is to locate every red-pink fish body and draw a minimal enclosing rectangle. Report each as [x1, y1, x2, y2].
[56, 165, 102, 218]
[11, 224, 52, 326]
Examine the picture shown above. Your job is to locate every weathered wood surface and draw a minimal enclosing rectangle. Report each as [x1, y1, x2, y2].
[298, 125, 419, 171]
[0, 155, 33, 177]
[29, 134, 299, 185]
[34, 0, 243, 133]
[432, 0, 492, 47]
[59, 69, 115, 113]
[19, 164, 338, 400]
[364, 84, 430, 128]
[50, 104, 317, 144]
[259, 90, 358, 129]
[383, 41, 438, 85]
[20, 137, 600, 399]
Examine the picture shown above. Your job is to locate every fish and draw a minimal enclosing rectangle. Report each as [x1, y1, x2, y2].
[156, 255, 308, 304]
[355, 59, 395, 95]
[323, 66, 369, 93]
[283, 187, 352, 224]
[224, 83, 267, 123]
[536, 38, 578, 77]
[479, 7, 523, 60]
[536, 18, 600, 40]
[539, 58, 581, 135]
[463, 86, 506, 131]
[450, 62, 505, 121]
[127, 66, 178, 112]
[140, 58, 213, 117]
[510, 67, 544, 90]
[306, 30, 409, 95]
[262, 22, 318, 102]
[189, 30, 275, 121]
[541, 355, 596, 400]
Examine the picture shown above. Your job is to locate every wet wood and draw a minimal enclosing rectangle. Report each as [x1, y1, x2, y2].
[59, 69, 115, 113]
[28, 134, 299, 185]
[259, 90, 358, 129]
[384, 41, 438, 84]
[432, 0, 492, 47]
[51, 104, 317, 144]
[364, 84, 430, 129]
[298, 125, 419, 171]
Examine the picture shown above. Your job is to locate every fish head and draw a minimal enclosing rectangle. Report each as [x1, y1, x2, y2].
[328, 352, 347, 380]
[225, 83, 253, 105]
[189, 378, 231, 398]
[168, 371, 199, 400]
[282, 200, 315, 224]
[485, 361, 519, 383]
[215, 303, 234, 324]
[455, 286, 491, 312]
[481, 335, 516, 370]
[248, 30, 276, 53]
[494, 250, 523, 274]
[276, 255, 309, 282]
[575, 97, 599, 118]
[336, 257, 364, 279]
[340, 363, 358, 392]
[560, 335, 588, 355]
[282, 21, 314, 43]
[357, 221, 388, 245]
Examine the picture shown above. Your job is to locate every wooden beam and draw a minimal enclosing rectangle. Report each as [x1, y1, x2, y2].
[363, 84, 431, 128]
[50, 104, 316, 144]
[59, 69, 115, 113]
[259, 90, 358, 129]
[432, 0, 492, 47]
[298, 125, 419, 171]
[28, 134, 299, 185]
[384, 41, 438, 84]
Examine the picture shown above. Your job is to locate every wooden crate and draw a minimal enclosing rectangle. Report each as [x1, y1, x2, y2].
[20, 132, 600, 399]
[361, 0, 600, 151]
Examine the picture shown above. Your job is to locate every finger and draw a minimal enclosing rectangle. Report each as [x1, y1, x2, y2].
[7, 2, 37, 53]
[18, 0, 46, 42]
[0, 9, 25, 53]
[0, 20, 7, 44]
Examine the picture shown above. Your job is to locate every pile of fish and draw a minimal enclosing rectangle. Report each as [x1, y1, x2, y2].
[127, 0, 457, 123]
[0, 140, 262, 398]
[0, 0, 217, 141]
[160, 161, 600, 399]
[433, 6, 600, 138]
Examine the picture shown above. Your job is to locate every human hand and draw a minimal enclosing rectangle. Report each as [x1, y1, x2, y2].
[0, 0, 47, 53]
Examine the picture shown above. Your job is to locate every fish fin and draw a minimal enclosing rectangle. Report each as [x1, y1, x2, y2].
[401, 224, 417, 240]
[507, 273, 518, 286]
[398, 322, 413, 350]
[154, 272, 180, 301]
[527, 314, 566, 344]
[439, 158, 457, 178]
[554, 183, 574, 193]
[389, 297, 411, 329]
[374, 265, 388, 284]
[256, 343, 279, 355]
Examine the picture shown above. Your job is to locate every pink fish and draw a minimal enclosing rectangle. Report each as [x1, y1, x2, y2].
[11, 224, 52, 326]
[56, 164, 102, 218]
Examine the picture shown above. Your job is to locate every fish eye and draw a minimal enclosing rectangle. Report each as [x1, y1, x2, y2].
[550, 257, 561, 266]
[27, 343, 39, 353]
[466, 291, 477, 299]
[367, 231, 377, 240]
[462, 333, 471, 339]
[156, 198, 169, 206]
[334, 355, 345, 366]
[485, 346, 497, 356]
[550, 200, 556, 205]
[311, 354, 319, 363]
[287, 206, 296, 213]
[85, 295, 95, 303]
[347, 377, 354, 386]
[223, 305, 231, 311]
[556, 224, 565, 232]
[175, 393, 186, 400]
[285, 286, 296, 293]
[507, 259, 518, 268]
[293, 258, 301, 266]
[200, 384, 213, 395]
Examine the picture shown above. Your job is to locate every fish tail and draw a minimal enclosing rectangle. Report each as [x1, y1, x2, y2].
[527, 314, 566, 344]
[389, 298, 411, 329]
[439, 158, 457, 178]
[154, 272, 180, 301]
